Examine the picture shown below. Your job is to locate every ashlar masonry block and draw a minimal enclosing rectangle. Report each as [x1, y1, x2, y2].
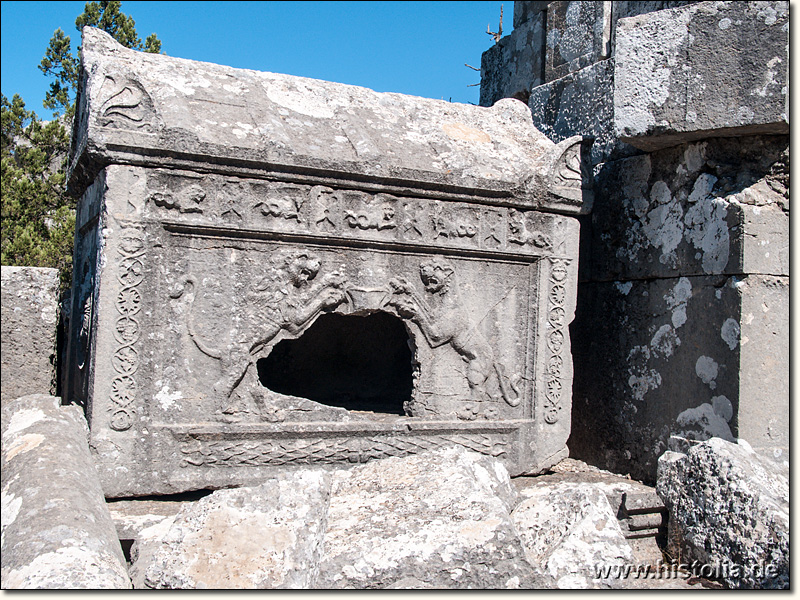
[614, 1, 789, 150]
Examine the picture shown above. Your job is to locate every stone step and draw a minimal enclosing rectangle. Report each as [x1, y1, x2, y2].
[618, 491, 666, 516]
[624, 512, 666, 532]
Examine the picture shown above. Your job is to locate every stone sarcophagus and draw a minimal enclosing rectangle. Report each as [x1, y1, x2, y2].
[65, 28, 592, 497]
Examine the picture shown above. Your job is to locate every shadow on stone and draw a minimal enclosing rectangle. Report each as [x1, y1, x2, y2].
[257, 312, 414, 414]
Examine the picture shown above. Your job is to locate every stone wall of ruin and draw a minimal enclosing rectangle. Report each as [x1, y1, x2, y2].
[480, 0, 789, 482]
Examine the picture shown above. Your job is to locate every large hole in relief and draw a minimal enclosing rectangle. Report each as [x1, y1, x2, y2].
[257, 312, 414, 414]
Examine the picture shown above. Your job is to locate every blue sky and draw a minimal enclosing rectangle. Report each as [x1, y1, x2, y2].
[1, 1, 506, 117]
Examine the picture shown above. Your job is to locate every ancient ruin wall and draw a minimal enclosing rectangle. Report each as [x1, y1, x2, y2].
[481, 1, 788, 481]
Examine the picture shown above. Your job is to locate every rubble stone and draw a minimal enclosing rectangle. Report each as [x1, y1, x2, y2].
[317, 446, 543, 589]
[133, 470, 332, 589]
[1, 267, 60, 406]
[1, 394, 130, 589]
[511, 481, 634, 588]
[657, 437, 789, 589]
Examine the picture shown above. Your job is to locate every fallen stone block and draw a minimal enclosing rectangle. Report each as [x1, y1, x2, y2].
[317, 446, 544, 589]
[107, 498, 192, 544]
[1, 394, 130, 589]
[511, 480, 635, 588]
[132, 469, 331, 589]
[131, 447, 552, 589]
[614, 1, 789, 150]
[1, 267, 60, 406]
[656, 437, 789, 589]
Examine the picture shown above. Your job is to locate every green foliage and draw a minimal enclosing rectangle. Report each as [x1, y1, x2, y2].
[39, 28, 78, 118]
[41, 1, 163, 117]
[1, 94, 74, 287]
[2, 2, 162, 290]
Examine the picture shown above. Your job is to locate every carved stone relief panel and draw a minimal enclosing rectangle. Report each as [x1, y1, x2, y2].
[152, 239, 535, 425]
[141, 169, 564, 259]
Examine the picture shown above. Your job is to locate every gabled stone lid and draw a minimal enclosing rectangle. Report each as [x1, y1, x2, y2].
[69, 27, 592, 214]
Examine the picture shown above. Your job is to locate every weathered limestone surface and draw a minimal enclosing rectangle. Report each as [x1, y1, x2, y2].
[571, 273, 756, 482]
[127, 451, 709, 590]
[614, 1, 789, 150]
[480, 11, 545, 107]
[517, 459, 670, 568]
[569, 134, 788, 482]
[511, 481, 634, 588]
[66, 27, 591, 497]
[108, 498, 189, 542]
[528, 59, 639, 165]
[1, 394, 130, 589]
[131, 447, 553, 589]
[737, 275, 788, 454]
[543, 1, 611, 82]
[69, 28, 592, 210]
[513, 1, 550, 29]
[479, 0, 790, 496]
[317, 446, 540, 589]
[133, 470, 332, 589]
[610, 1, 700, 21]
[588, 136, 789, 281]
[1, 267, 60, 406]
[657, 437, 789, 589]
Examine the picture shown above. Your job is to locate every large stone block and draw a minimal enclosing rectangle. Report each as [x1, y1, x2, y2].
[570, 267, 788, 484]
[614, 1, 789, 150]
[589, 135, 788, 281]
[317, 446, 543, 588]
[570, 275, 743, 483]
[480, 10, 545, 107]
[737, 275, 788, 454]
[528, 59, 639, 165]
[65, 28, 592, 497]
[513, 1, 550, 29]
[544, 1, 612, 82]
[1, 267, 60, 406]
[657, 438, 789, 588]
[1, 394, 130, 589]
[130, 447, 552, 589]
[133, 470, 332, 589]
[610, 0, 700, 22]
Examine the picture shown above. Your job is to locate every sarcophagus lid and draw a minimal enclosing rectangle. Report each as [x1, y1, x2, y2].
[66, 27, 592, 497]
